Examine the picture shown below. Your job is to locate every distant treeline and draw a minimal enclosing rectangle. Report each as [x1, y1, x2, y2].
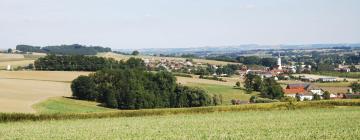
[72, 69, 219, 109]
[206, 56, 277, 67]
[16, 44, 111, 55]
[34, 55, 145, 71]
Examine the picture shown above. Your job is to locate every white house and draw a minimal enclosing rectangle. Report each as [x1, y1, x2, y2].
[319, 77, 337, 82]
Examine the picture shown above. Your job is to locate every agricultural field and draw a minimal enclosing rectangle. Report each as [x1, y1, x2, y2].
[98, 52, 241, 65]
[0, 71, 91, 82]
[0, 71, 248, 113]
[0, 53, 45, 70]
[0, 71, 90, 113]
[0, 106, 359, 139]
[313, 71, 360, 79]
[184, 83, 258, 104]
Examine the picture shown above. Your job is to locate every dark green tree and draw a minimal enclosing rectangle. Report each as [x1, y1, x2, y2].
[71, 76, 99, 101]
[312, 94, 321, 100]
[132, 50, 140, 55]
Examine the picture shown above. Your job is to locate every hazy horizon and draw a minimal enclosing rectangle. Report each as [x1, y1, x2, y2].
[1, 0, 359, 49]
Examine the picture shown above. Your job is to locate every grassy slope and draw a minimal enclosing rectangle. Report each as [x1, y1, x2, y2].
[1, 106, 359, 139]
[184, 83, 259, 105]
[33, 97, 114, 114]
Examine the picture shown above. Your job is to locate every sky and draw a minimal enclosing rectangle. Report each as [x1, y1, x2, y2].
[0, 0, 359, 49]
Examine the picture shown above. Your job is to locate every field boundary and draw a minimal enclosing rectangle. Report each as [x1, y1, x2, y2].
[1, 100, 360, 123]
[0, 77, 70, 83]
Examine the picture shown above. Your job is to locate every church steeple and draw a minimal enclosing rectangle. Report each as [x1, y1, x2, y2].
[277, 53, 282, 70]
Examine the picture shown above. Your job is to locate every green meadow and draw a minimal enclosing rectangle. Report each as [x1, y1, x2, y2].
[33, 97, 115, 114]
[185, 83, 259, 105]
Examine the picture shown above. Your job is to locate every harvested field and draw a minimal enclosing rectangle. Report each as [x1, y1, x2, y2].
[0, 71, 90, 113]
[176, 76, 234, 86]
[0, 71, 90, 82]
[0, 60, 34, 69]
[0, 53, 24, 59]
[0, 79, 71, 113]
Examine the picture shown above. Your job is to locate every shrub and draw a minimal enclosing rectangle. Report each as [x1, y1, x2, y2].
[280, 96, 297, 102]
[172, 73, 193, 78]
[322, 91, 331, 100]
[2, 99, 359, 123]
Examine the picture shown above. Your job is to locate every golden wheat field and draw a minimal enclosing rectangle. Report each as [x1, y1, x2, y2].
[0, 71, 90, 113]
[0, 53, 46, 69]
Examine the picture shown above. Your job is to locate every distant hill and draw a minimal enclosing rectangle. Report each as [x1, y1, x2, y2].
[117, 43, 360, 55]
[16, 44, 111, 55]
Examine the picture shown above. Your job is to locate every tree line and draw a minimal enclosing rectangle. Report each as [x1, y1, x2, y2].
[71, 68, 219, 109]
[206, 56, 277, 67]
[34, 55, 145, 71]
[244, 74, 284, 99]
[16, 44, 111, 55]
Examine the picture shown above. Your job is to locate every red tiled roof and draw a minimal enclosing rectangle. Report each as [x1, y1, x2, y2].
[283, 88, 307, 94]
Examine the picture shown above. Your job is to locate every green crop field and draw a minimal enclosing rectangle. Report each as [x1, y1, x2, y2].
[314, 82, 352, 87]
[0, 106, 359, 140]
[185, 83, 259, 105]
[313, 71, 360, 79]
[33, 97, 115, 114]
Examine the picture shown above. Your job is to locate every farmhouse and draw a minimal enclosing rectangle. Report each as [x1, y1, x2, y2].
[319, 77, 337, 82]
[320, 86, 352, 99]
[283, 83, 323, 101]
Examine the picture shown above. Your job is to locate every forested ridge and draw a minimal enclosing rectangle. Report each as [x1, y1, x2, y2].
[16, 44, 111, 55]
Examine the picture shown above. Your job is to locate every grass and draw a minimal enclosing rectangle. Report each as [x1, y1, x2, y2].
[33, 97, 115, 114]
[0, 106, 359, 139]
[185, 83, 259, 104]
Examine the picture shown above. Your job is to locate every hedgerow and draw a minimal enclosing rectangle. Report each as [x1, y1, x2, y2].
[1, 99, 359, 123]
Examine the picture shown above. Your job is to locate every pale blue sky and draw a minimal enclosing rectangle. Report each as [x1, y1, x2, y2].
[0, 0, 359, 49]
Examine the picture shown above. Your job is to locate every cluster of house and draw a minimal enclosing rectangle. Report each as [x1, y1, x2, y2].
[143, 58, 199, 72]
[283, 83, 353, 101]
[239, 55, 299, 80]
[334, 64, 351, 73]
[300, 76, 338, 83]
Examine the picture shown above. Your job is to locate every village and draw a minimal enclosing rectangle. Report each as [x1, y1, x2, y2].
[138, 52, 360, 102]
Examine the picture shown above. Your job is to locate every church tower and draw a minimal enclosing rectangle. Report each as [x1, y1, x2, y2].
[277, 53, 282, 70]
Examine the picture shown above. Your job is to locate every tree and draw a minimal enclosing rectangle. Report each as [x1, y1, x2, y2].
[7, 48, 13, 53]
[71, 68, 215, 110]
[322, 91, 331, 100]
[295, 93, 301, 101]
[235, 81, 241, 88]
[260, 78, 284, 99]
[249, 96, 257, 103]
[312, 94, 321, 100]
[132, 50, 140, 55]
[260, 58, 277, 67]
[351, 82, 360, 93]
[71, 76, 99, 101]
